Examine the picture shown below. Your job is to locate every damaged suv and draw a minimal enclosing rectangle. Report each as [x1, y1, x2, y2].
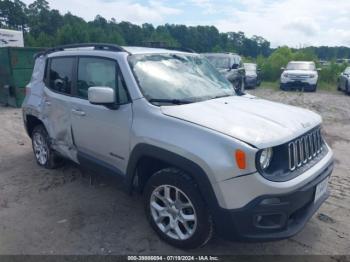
[23, 44, 334, 249]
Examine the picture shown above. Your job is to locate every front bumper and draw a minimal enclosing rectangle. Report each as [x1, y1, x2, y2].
[245, 77, 258, 87]
[280, 80, 317, 91]
[213, 160, 333, 241]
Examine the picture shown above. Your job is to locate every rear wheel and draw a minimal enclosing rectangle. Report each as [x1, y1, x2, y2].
[144, 168, 213, 249]
[31, 125, 64, 169]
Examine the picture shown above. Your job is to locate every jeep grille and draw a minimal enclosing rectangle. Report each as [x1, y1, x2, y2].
[288, 127, 324, 171]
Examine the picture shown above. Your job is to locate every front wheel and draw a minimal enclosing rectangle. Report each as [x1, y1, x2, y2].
[144, 168, 213, 249]
[234, 78, 245, 95]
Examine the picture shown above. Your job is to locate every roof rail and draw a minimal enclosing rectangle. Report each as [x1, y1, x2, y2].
[165, 46, 196, 53]
[34, 43, 130, 58]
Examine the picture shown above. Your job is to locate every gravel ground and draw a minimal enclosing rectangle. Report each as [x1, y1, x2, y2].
[0, 88, 349, 255]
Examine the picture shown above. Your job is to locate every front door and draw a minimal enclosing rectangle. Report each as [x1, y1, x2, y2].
[70, 56, 132, 174]
[43, 56, 76, 160]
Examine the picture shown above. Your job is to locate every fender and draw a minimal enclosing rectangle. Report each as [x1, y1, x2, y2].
[125, 143, 221, 213]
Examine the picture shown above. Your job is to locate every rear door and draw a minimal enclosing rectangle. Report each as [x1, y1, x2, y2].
[43, 56, 76, 160]
[70, 56, 132, 174]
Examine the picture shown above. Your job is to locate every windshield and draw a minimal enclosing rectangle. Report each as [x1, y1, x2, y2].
[286, 62, 315, 71]
[244, 63, 257, 72]
[205, 55, 231, 69]
[129, 54, 235, 104]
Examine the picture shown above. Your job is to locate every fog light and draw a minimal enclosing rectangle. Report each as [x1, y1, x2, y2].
[255, 214, 283, 229]
[260, 198, 281, 205]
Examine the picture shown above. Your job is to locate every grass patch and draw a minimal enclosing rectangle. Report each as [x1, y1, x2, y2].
[259, 81, 337, 92]
[318, 81, 337, 92]
[259, 81, 279, 90]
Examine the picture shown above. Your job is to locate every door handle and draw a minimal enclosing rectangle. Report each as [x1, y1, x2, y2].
[71, 108, 86, 116]
[45, 100, 51, 106]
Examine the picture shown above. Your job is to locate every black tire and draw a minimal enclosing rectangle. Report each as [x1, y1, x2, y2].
[31, 125, 64, 169]
[345, 81, 350, 95]
[280, 84, 287, 91]
[310, 85, 317, 92]
[144, 168, 213, 249]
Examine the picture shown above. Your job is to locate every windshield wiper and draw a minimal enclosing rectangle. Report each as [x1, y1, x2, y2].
[149, 98, 194, 105]
[211, 94, 233, 100]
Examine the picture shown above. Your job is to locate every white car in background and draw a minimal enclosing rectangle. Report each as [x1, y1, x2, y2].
[280, 61, 320, 92]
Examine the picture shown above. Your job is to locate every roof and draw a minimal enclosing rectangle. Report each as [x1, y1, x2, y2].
[36, 43, 195, 58]
[288, 61, 315, 64]
[202, 52, 239, 57]
[122, 46, 190, 55]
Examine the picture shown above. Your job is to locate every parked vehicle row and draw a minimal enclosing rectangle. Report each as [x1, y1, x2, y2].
[23, 43, 334, 249]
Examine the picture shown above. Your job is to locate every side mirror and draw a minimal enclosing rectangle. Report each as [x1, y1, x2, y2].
[281, 67, 285, 70]
[231, 64, 239, 70]
[317, 68, 322, 71]
[88, 87, 116, 107]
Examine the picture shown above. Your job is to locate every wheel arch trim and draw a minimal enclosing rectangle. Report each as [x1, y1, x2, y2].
[125, 143, 221, 212]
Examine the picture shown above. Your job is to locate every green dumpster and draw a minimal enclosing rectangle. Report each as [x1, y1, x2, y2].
[0, 47, 44, 107]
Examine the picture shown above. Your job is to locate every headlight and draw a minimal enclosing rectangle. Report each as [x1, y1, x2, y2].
[282, 73, 289, 78]
[259, 148, 273, 170]
[309, 74, 316, 78]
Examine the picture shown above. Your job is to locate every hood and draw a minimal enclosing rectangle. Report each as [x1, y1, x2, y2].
[217, 68, 230, 74]
[161, 95, 321, 148]
[245, 70, 257, 77]
[283, 70, 317, 76]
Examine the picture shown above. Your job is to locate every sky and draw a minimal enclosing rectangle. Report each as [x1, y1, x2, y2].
[22, 0, 350, 48]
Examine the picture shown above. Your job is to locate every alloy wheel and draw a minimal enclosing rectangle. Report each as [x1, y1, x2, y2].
[33, 132, 48, 165]
[150, 185, 197, 240]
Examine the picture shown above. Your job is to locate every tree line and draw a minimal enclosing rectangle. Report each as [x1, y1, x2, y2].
[1, 0, 350, 61]
[0, 0, 271, 57]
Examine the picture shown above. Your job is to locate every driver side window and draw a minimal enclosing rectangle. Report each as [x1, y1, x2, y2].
[77, 57, 116, 99]
[77, 57, 129, 103]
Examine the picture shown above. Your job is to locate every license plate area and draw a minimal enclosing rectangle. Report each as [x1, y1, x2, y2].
[314, 177, 329, 203]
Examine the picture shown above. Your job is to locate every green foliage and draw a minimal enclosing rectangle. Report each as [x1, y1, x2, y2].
[258, 47, 322, 82]
[319, 61, 348, 84]
[0, 0, 271, 57]
[261, 46, 294, 81]
[1, 0, 349, 69]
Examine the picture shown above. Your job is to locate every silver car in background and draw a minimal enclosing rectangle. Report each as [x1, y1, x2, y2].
[280, 61, 320, 92]
[337, 66, 350, 95]
[244, 63, 261, 88]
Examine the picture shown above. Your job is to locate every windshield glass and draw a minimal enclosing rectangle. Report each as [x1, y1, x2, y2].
[244, 63, 257, 72]
[129, 54, 235, 104]
[286, 62, 315, 71]
[204, 55, 231, 69]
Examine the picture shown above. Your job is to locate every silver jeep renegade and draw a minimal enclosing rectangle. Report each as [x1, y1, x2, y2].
[23, 44, 334, 249]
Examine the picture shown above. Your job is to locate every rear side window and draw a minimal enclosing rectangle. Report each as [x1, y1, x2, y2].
[77, 57, 129, 103]
[48, 57, 74, 94]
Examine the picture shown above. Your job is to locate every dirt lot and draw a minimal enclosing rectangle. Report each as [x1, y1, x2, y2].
[0, 88, 349, 255]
